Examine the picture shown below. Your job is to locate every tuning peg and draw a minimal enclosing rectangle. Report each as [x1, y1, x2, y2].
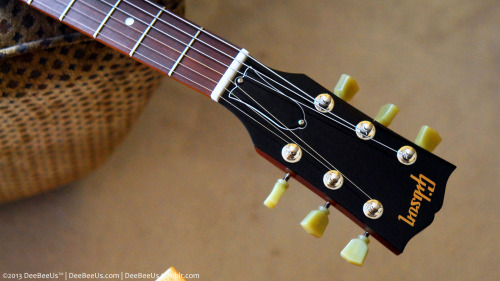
[300, 202, 331, 238]
[263, 173, 291, 209]
[340, 232, 370, 266]
[333, 74, 359, 102]
[414, 125, 442, 152]
[375, 103, 399, 127]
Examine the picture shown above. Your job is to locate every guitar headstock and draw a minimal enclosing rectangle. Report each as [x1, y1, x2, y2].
[219, 57, 455, 265]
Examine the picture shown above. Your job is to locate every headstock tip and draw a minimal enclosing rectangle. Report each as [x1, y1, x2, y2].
[340, 233, 370, 266]
[415, 125, 442, 152]
[375, 103, 400, 127]
[334, 74, 359, 102]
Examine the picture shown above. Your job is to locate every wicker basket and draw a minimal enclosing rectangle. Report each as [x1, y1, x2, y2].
[0, 0, 184, 204]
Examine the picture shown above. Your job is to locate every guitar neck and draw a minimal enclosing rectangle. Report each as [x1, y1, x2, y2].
[22, 0, 248, 99]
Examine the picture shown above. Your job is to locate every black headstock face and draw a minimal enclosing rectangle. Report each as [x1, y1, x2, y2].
[219, 58, 456, 254]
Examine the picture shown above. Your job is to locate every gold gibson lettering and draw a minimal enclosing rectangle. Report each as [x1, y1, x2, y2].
[398, 174, 436, 227]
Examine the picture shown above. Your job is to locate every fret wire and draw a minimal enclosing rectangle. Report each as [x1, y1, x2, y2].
[26, 0, 385, 201]
[121, 1, 358, 130]
[53, 0, 220, 88]
[76, 0, 377, 152]
[133, 1, 381, 198]
[31, 0, 216, 92]
[74, 0, 227, 79]
[28, 0, 34, 4]
[168, 27, 203, 77]
[108, 1, 356, 132]
[142, 0, 239, 51]
[59, 0, 77, 21]
[121, 1, 336, 113]
[32, 0, 397, 156]
[93, 0, 122, 38]
[37, 0, 355, 139]
[88, 11, 218, 87]
[86, 0, 328, 114]
[124, 0, 236, 64]
[41, 0, 335, 136]
[133, 52, 213, 92]
[144, 0, 359, 124]
[128, 0, 336, 119]
[82, 0, 235, 77]
[129, 8, 163, 57]
[78, 0, 368, 144]
[76, 0, 225, 82]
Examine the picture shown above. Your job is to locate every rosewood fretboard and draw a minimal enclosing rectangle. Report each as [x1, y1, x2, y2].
[21, 0, 242, 96]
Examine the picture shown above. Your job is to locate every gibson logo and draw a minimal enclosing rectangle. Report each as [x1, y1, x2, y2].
[398, 174, 436, 227]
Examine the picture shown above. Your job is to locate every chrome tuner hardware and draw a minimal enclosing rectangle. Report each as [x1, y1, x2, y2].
[323, 170, 343, 190]
[314, 93, 334, 113]
[281, 143, 302, 163]
[363, 199, 383, 219]
[298, 119, 306, 126]
[355, 121, 376, 140]
[397, 145, 417, 165]
[236, 77, 244, 84]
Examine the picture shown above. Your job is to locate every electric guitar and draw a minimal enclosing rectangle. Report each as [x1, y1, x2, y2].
[19, 0, 456, 266]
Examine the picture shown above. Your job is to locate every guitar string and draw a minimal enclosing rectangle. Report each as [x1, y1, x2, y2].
[68, 1, 311, 144]
[30, 0, 315, 148]
[122, 0, 357, 123]
[77, 0, 225, 77]
[98, 1, 356, 127]
[117, 0, 397, 153]
[248, 59, 398, 153]
[60, 0, 329, 140]
[229, 84, 373, 200]
[61, 2, 353, 194]
[30, 0, 375, 200]
[142, 0, 239, 50]
[59, 0, 317, 112]
[34, 0, 397, 156]
[43, 0, 323, 137]
[93, 0, 333, 108]
[138, 0, 373, 200]
[222, 96, 335, 179]
[30, 0, 217, 93]
[221, 96, 339, 182]
[51, 0, 227, 91]
[227, 70, 373, 200]
[76, 0, 398, 153]
[61, 0, 366, 135]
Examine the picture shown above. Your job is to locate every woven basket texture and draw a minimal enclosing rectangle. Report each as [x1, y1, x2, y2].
[0, 0, 184, 204]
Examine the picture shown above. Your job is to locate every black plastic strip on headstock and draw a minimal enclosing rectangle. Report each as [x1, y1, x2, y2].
[219, 57, 456, 254]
